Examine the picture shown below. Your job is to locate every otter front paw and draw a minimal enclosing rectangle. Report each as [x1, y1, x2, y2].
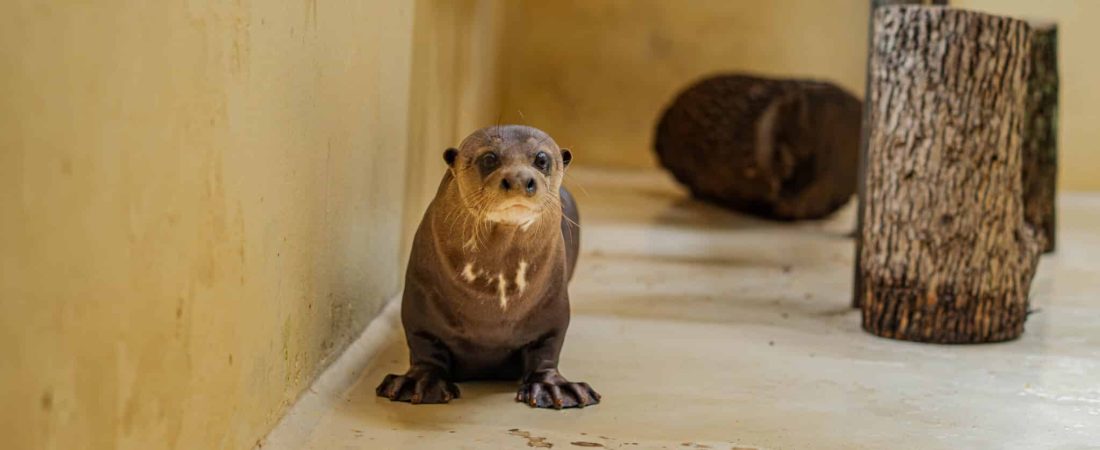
[516, 371, 600, 409]
[375, 369, 460, 404]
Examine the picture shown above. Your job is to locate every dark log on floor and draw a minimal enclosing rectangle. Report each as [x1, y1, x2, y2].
[853, 0, 948, 308]
[859, 6, 1042, 343]
[654, 74, 861, 221]
[1022, 21, 1059, 253]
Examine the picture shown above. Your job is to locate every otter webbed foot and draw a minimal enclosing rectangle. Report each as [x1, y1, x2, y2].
[376, 367, 460, 404]
[516, 370, 600, 409]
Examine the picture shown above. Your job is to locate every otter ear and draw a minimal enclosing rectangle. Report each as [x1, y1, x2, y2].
[443, 148, 458, 167]
[561, 149, 572, 168]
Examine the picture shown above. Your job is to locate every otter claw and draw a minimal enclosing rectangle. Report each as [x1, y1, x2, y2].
[376, 371, 459, 404]
[516, 380, 600, 409]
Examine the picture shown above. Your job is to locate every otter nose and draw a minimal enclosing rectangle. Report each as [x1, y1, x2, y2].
[499, 173, 538, 196]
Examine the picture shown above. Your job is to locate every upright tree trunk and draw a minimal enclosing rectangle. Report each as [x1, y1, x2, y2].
[853, 0, 948, 308]
[1022, 22, 1059, 253]
[860, 6, 1042, 343]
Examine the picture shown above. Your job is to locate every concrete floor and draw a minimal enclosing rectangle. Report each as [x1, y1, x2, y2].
[263, 168, 1100, 450]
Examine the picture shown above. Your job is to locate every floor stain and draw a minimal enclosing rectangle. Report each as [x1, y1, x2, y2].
[509, 429, 553, 448]
[570, 442, 604, 448]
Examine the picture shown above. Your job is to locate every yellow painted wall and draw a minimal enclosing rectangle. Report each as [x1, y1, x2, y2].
[0, 1, 420, 449]
[498, 0, 1098, 190]
[497, 0, 870, 169]
[403, 0, 507, 253]
[954, 0, 1100, 190]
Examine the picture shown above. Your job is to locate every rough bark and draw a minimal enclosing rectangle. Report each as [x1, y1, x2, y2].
[1022, 22, 1058, 253]
[854, 0, 948, 308]
[860, 6, 1042, 343]
[654, 74, 861, 221]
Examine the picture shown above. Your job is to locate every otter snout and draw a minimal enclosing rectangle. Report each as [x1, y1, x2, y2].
[498, 168, 539, 197]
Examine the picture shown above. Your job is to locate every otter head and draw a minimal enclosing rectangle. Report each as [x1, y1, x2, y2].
[444, 125, 572, 228]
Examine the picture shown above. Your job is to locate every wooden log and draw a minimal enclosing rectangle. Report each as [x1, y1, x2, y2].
[654, 74, 861, 221]
[853, 0, 948, 308]
[1022, 22, 1058, 253]
[860, 6, 1042, 343]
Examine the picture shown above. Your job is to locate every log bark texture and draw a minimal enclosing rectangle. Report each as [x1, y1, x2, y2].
[853, 0, 948, 308]
[1022, 22, 1058, 253]
[860, 6, 1042, 343]
[654, 75, 861, 221]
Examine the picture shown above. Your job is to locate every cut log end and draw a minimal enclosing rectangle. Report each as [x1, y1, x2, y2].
[654, 74, 861, 221]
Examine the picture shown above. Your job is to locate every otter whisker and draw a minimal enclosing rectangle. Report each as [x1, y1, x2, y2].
[446, 190, 485, 237]
[463, 191, 497, 252]
[563, 172, 591, 199]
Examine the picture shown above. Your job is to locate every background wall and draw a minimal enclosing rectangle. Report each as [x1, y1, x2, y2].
[953, 0, 1100, 190]
[403, 0, 507, 257]
[496, 0, 870, 170]
[497, 0, 1098, 191]
[0, 1, 419, 450]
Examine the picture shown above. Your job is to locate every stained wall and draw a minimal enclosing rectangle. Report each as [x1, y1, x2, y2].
[496, 0, 870, 169]
[0, 1, 500, 449]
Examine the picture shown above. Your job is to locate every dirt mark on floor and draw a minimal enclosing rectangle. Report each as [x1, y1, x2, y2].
[509, 428, 553, 448]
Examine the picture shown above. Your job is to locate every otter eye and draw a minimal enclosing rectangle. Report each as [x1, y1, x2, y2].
[477, 152, 500, 176]
[533, 152, 550, 173]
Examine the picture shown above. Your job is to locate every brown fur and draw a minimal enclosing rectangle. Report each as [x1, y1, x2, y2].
[375, 125, 597, 409]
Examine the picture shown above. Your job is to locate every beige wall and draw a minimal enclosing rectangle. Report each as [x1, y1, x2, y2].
[0, 1, 419, 449]
[498, 0, 1098, 190]
[497, 0, 870, 169]
[954, 0, 1100, 190]
[403, 0, 507, 254]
